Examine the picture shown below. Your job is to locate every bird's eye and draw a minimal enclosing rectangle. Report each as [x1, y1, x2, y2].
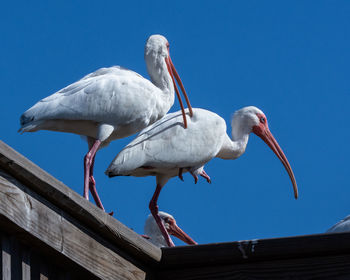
[166, 42, 169, 49]
[260, 116, 266, 124]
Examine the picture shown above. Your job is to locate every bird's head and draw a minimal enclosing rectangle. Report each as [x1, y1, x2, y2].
[144, 34, 193, 125]
[232, 106, 298, 199]
[144, 211, 197, 247]
[145, 34, 169, 59]
[232, 106, 266, 135]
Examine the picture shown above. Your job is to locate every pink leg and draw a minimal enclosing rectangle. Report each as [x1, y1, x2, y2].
[149, 184, 175, 247]
[89, 176, 105, 211]
[83, 140, 101, 200]
[200, 170, 211, 184]
[87, 152, 113, 214]
[88, 156, 105, 210]
[189, 171, 198, 184]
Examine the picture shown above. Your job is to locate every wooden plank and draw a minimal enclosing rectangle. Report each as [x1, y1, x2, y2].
[0, 140, 161, 265]
[156, 253, 350, 280]
[39, 260, 48, 280]
[161, 232, 350, 269]
[0, 169, 146, 280]
[21, 247, 31, 280]
[1, 234, 11, 280]
[10, 237, 22, 280]
[0, 225, 98, 280]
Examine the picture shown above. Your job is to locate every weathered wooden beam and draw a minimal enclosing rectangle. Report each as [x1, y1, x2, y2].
[161, 232, 350, 268]
[0, 169, 146, 280]
[0, 140, 161, 266]
[157, 253, 350, 280]
[156, 233, 350, 280]
[1, 234, 11, 280]
[159, 232, 350, 279]
[21, 248, 30, 280]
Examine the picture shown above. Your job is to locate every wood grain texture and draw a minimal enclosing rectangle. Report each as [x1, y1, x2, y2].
[157, 254, 350, 280]
[1, 234, 11, 280]
[0, 169, 146, 280]
[0, 140, 161, 265]
[161, 232, 350, 269]
[159, 233, 350, 279]
[21, 248, 31, 280]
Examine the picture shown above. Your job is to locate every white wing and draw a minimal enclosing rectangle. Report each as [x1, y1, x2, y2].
[106, 108, 227, 176]
[20, 66, 162, 129]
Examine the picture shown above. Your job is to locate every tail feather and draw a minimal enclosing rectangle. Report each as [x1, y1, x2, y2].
[19, 111, 39, 133]
[105, 145, 147, 177]
[20, 113, 35, 127]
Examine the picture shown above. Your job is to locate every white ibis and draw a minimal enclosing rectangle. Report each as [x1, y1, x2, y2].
[144, 211, 197, 247]
[326, 215, 350, 233]
[106, 106, 298, 246]
[19, 34, 193, 211]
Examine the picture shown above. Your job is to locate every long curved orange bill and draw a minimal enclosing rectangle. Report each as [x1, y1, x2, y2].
[168, 221, 197, 245]
[165, 56, 188, 128]
[254, 128, 299, 199]
[169, 56, 193, 117]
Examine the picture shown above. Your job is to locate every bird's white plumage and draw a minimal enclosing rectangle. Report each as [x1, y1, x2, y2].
[19, 34, 192, 211]
[144, 211, 175, 247]
[108, 106, 298, 246]
[106, 108, 227, 179]
[326, 215, 350, 233]
[106, 105, 298, 195]
[20, 66, 170, 141]
[19, 35, 177, 145]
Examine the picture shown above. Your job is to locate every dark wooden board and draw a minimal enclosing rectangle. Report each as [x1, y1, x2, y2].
[157, 253, 350, 280]
[0, 229, 98, 280]
[161, 232, 350, 268]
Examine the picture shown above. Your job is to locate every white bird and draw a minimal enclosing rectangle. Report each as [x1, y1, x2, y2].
[106, 106, 299, 246]
[326, 215, 350, 233]
[19, 34, 193, 211]
[143, 211, 197, 247]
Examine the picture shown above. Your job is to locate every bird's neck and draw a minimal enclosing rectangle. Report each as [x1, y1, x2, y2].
[216, 119, 251, 160]
[216, 133, 249, 160]
[145, 53, 175, 95]
[146, 55, 175, 116]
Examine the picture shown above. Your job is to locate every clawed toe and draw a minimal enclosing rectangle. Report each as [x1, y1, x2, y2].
[178, 168, 184, 181]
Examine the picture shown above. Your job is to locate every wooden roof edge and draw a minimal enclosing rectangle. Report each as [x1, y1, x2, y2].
[160, 231, 350, 268]
[0, 140, 161, 265]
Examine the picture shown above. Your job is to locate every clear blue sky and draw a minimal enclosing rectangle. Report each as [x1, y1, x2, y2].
[1, 1, 350, 245]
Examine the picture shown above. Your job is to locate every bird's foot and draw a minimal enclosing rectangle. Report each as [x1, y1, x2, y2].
[200, 170, 211, 184]
[178, 168, 184, 182]
[189, 171, 198, 184]
[108, 211, 114, 216]
[88, 176, 106, 211]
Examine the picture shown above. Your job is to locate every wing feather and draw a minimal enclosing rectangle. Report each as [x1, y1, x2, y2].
[20, 66, 160, 128]
[106, 109, 227, 176]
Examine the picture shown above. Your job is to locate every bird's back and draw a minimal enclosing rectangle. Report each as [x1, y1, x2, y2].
[19, 66, 165, 138]
[106, 108, 227, 177]
[327, 215, 350, 233]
